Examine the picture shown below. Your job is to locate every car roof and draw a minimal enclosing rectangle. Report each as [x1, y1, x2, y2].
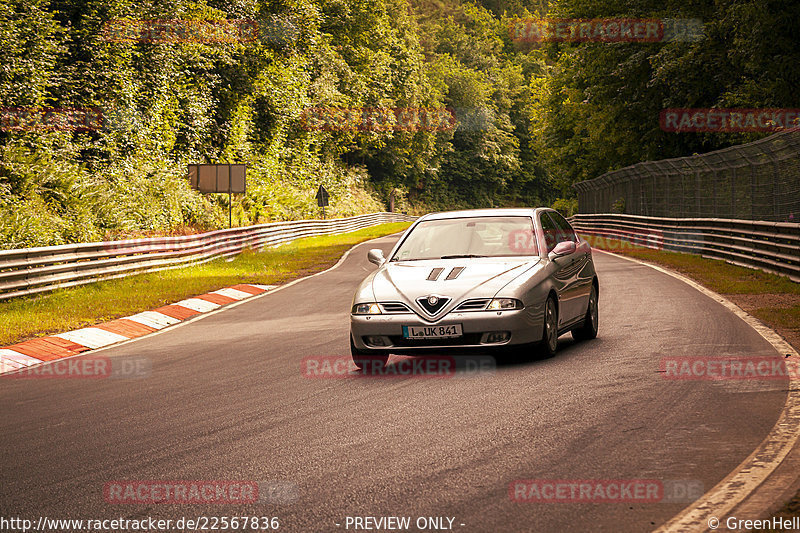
[418, 208, 550, 221]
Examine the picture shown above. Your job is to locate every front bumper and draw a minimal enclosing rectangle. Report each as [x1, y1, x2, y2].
[350, 306, 543, 351]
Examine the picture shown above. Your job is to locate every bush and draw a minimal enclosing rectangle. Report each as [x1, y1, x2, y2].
[552, 197, 578, 217]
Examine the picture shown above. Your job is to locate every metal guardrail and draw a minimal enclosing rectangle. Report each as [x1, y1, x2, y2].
[570, 213, 800, 282]
[0, 212, 415, 300]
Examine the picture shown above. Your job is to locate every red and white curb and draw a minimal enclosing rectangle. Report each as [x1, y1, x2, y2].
[0, 284, 276, 375]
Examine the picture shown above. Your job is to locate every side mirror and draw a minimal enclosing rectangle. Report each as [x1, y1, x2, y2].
[548, 241, 576, 261]
[367, 248, 386, 266]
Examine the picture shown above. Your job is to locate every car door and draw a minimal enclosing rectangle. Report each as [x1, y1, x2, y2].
[541, 211, 583, 326]
[548, 211, 592, 324]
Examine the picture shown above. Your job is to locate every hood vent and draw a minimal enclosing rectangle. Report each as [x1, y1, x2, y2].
[445, 266, 465, 280]
[427, 266, 465, 281]
[427, 267, 444, 281]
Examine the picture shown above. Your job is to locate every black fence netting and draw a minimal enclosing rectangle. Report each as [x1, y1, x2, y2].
[574, 130, 800, 223]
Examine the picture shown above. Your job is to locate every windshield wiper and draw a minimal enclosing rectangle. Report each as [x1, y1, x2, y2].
[439, 254, 487, 259]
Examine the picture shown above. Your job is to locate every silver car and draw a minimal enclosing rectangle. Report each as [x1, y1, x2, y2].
[349, 208, 599, 368]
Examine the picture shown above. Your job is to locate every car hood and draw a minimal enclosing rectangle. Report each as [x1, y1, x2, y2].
[371, 257, 540, 318]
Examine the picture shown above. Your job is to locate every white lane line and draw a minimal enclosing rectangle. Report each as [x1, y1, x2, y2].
[250, 284, 277, 291]
[593, 250, 800, 533]
[0, 350, 44, 375]
[173, 298, 220, 313]
[212, 288, 253, 300]
[0, 349, 43, 366]
[125, 311, 182, 330]
[54, 328, 131, 349]
[0, 359, 24, 372]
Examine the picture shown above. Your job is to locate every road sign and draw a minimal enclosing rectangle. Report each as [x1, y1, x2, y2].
[316, 184, 329, 207]
[188, 164, 247, 228]
[188, 164, 246, 194]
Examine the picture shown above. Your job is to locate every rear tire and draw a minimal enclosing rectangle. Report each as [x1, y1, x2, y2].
[572, 284, 598, 342]
[350, 335, 389, 372]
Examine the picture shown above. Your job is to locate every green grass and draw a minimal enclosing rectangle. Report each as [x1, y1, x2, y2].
[0, 222, 411, 346]
[751, 306, 800, 331]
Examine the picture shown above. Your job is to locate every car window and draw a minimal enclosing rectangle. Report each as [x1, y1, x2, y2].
[391, 216, 537, 260]
[548, 211, 578, 243]
[539, 212, 559, 253]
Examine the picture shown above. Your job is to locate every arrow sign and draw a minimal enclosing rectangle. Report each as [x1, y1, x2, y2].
[316, 184, 329, 207]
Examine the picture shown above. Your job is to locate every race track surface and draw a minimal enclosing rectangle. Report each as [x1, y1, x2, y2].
[0, 235, 788, 532]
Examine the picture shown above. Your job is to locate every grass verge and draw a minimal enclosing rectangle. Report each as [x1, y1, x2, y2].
[0, 221, 411, 347]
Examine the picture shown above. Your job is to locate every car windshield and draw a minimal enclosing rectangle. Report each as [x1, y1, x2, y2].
[390, 216, 538, 261]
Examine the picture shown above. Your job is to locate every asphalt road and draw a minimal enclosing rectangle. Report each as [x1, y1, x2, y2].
[0, 235, 789, 532]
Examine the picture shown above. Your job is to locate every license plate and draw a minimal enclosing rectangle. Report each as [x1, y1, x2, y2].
[402, 324, 463, 339]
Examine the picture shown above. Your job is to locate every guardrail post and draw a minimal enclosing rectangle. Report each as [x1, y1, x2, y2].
[772, 159, 779, 221]
[695, 170, 701, 217]
[712, 169, 717, 217]
[750, 164, 756, 220]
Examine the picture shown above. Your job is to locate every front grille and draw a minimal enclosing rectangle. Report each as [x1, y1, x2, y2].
[388, 333, 484, 347]
[454, 298, 490, 311]
[379, 302, 412, 314]
[417, 296, 450, 316]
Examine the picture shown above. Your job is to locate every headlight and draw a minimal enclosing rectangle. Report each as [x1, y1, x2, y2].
[487, 298, 523, 310]
[352, 302, 382, 315]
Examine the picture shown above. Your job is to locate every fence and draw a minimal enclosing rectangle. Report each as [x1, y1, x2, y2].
[570, 213, 800, 281]
[573, 130, 800, 222]
[0, 212, 414, 301]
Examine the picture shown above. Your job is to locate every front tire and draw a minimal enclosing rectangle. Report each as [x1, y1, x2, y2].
[539, 295, 559, 357]
[350, 335, 389, 372]
[572, 284, 598, 341]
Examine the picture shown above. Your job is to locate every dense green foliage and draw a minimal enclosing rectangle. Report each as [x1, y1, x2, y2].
[530, 0, 800, 194]
[0, 0, 796, 247]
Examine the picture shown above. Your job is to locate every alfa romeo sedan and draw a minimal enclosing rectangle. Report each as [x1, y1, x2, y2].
[349, 208, 599, 369]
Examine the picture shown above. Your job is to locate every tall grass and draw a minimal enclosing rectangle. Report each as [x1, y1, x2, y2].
[0, 141, 387, 249]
